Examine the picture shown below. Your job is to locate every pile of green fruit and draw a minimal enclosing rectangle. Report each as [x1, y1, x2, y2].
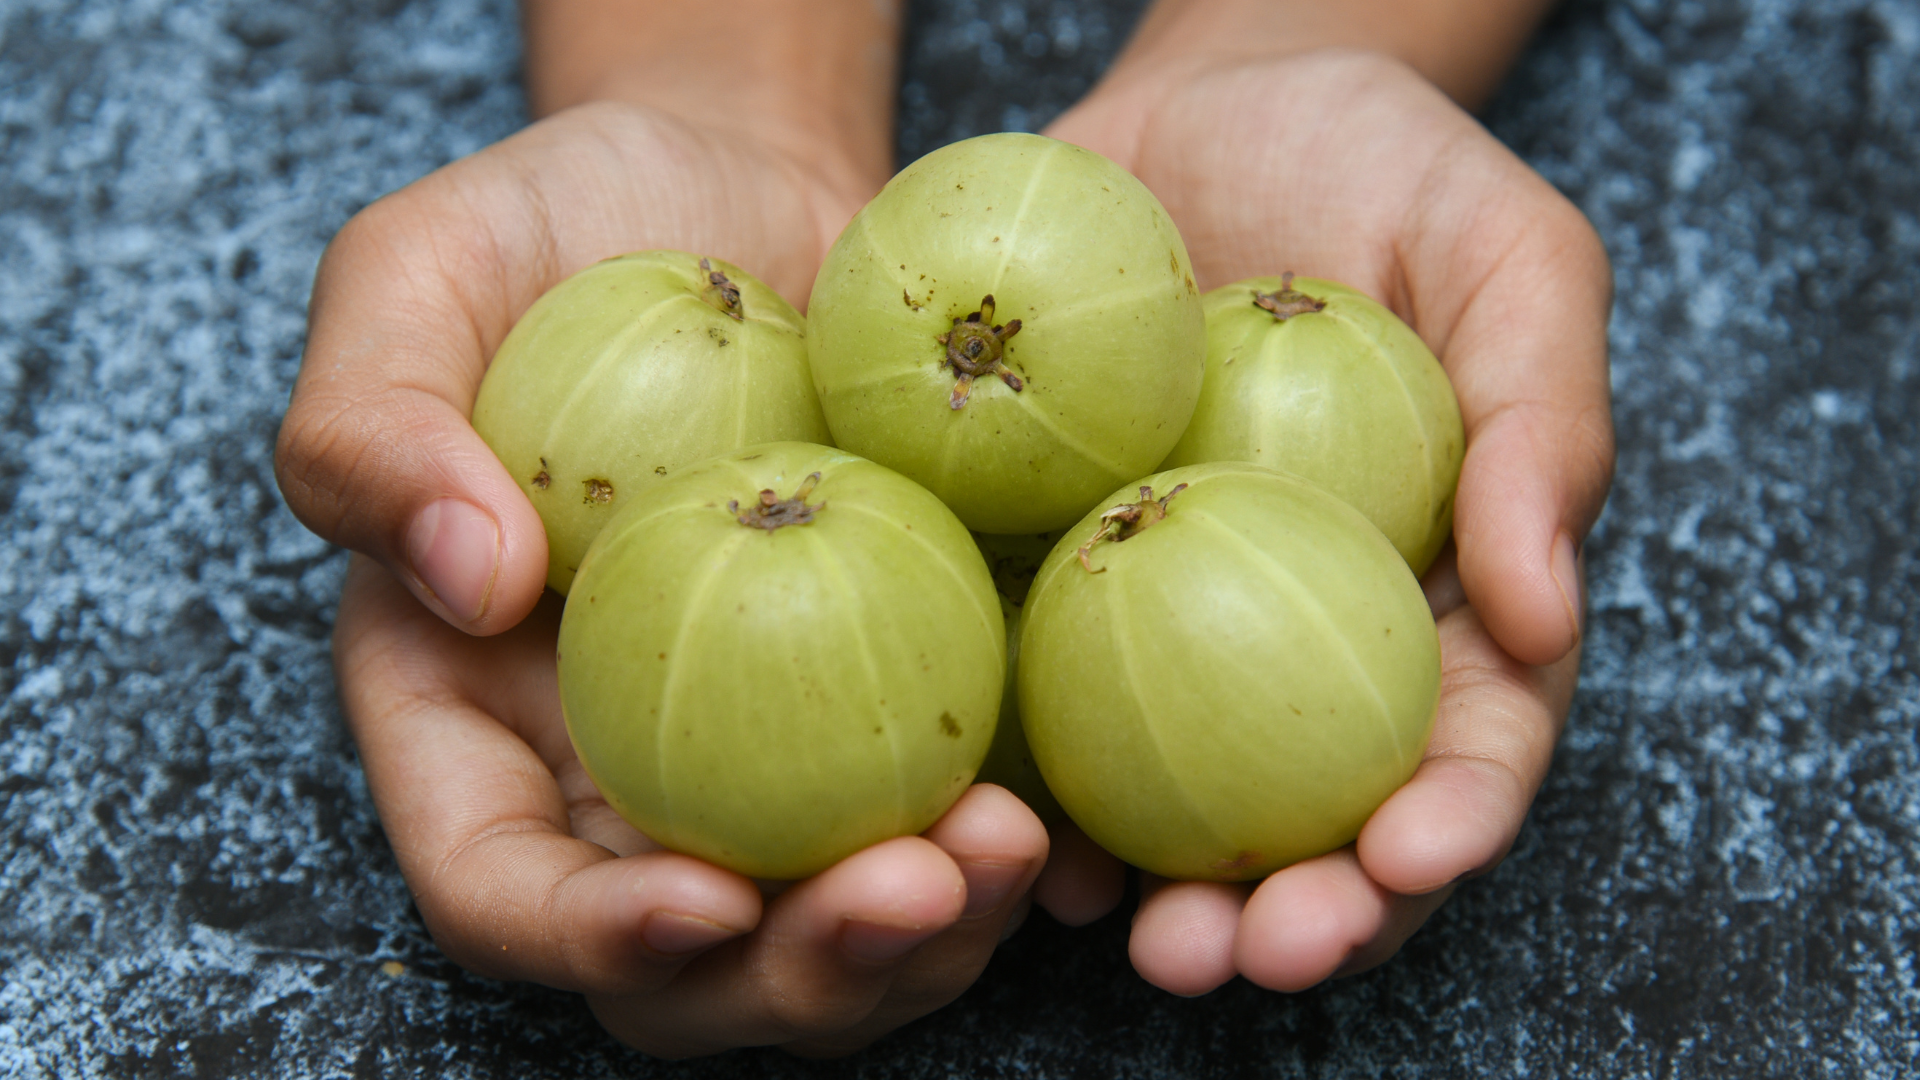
[474, 133, 1463, 882]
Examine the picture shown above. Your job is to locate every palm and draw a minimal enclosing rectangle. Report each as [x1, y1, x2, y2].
[1133, 62, 1521, 321]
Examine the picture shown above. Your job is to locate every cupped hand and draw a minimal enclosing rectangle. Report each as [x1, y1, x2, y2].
[1039, 48, 1615, 994]
[285, 99, 1065, 1055]
[277, 101, 863, 636]
[334, 556, 1049, 1057]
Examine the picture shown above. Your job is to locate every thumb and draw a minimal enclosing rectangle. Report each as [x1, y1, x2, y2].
[276, 187, 550, 635]
[1434, 199, 1615, 667]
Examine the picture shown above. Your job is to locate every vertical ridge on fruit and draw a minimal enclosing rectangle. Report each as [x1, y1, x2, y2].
[808, 133, 1205, 535]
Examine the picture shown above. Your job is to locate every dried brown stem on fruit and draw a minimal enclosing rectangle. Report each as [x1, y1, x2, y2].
[1076, 483, 1188, 572]
[730, 472, 825, 531]
[700, 257, 744, 320]
[937, 295, 1023, 409]
[1252, 272, 1326, 321]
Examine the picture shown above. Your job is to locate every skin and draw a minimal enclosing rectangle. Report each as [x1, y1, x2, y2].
[274, 0, 1611, 1049]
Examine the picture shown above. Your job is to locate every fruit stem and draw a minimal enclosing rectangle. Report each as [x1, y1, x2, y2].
[700, 257, 745, 321]
[937, 295, 1023, 409]
[730, 472, 825, 531]
[1076, 483, 1188, 572]
[1252, 272, 1325, 321]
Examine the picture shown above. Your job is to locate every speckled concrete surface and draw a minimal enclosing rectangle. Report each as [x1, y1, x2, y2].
[3, 0, 1917, 1076]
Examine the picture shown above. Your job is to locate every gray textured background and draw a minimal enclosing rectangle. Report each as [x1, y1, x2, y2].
[4, 0, 1918, 1076]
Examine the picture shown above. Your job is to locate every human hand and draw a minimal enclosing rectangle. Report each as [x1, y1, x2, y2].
[275, 97, 867, 636]
[333, 556, 1050, 1056]
[1039, 45, 1614, 993]
[279, 0, 1077, 1053]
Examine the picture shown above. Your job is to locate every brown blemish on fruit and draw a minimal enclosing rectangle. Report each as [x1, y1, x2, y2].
[654, 465, 668, 476]
[582, 478, 614, 504]
[938, 295, 1023, 409]
[1253, 272, 1327, 321]
[730, 472, 825, 531]
[903, 288, 922, 311]
[531, 470, 549, 490]
[939, 712, 962, 738]
[1211, 851, 1261, 874]
[699, 257, 743, 320]
[1077, 483, 1188, 572]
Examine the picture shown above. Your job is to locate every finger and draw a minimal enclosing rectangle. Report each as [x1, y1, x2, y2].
[1032, 818, 1127, 927]
[1232, 848, 1452, 993]
[1356, 599, 1581, 896]
[921, 785, 1049, 926]
[1394, 118, 1614, 668]
[278, 107, 833, 635]
[1333, 884, 1455, 980]
[1001, 893, 1034, 940]
[780, 785, 1049, 1057]
[591, 836, 968, 1058]
[333, 557, 761, 991]
[281, 175, 553, 635]
[1128, 875, 1253, 996]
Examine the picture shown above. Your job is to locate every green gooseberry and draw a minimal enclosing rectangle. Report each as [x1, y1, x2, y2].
[1017, 462, 1440, 882]
[472, 251, 830, 594]
[557, 442, 1003, 880]
[1160, 275, 1464, 576]
[806, 132, 1206, 535]
[971, 531, 1068, 825]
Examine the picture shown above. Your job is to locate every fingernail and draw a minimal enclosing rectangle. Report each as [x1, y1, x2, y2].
[958, 860, 1030, 920]
[840, 920, 941, 964]
[1550, 532, 1582, 646]
[406, 498, 500, 624]
[641, 913, 742, 957]
[1452, 861, 1494, 885]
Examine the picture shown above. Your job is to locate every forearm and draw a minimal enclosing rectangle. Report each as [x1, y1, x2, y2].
[1104, 0, 1557, 109]
[521, 0, 904, 193]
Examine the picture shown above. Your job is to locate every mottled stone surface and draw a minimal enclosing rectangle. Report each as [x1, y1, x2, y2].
[3, 0, 1917, 1076]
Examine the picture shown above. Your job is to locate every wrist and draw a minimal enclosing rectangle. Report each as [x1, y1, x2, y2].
[1095, 0, 1554, 111]
[521, 0, 903, 199]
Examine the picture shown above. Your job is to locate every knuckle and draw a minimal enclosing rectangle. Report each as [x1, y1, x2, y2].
[1433, 675, 1561, 787]
[275, 380, 455, 548]
[274, 387, 387, 543]
[757, 981, 875, 1042]
[273, 392, 359, 538]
